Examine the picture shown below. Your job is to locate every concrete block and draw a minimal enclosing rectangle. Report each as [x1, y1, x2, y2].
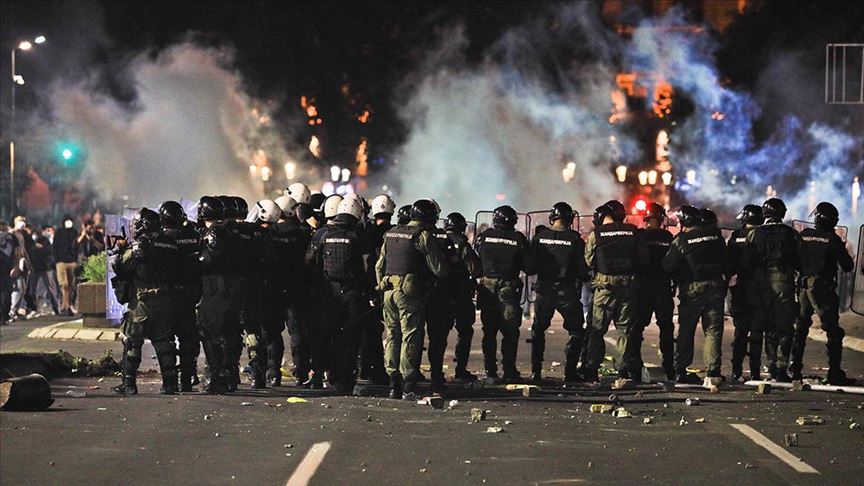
[98, 331, 119, 341]
[75, 329, 103, 341]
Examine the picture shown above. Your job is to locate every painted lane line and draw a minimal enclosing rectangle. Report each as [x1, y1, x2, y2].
[729, 424, 819, 474]
[286, 441, 332, 486]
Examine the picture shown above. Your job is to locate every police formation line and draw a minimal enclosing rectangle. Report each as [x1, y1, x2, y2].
[110, 184, 855, 400]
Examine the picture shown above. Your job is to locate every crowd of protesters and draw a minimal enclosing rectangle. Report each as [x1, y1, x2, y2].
[0, 212, 105, 325]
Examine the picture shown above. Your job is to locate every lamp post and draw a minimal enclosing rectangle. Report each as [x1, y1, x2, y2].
[8, 35, 45, 216]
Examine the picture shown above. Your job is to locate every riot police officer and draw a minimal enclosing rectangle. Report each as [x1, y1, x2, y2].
[662, 206, 728, 384]
[159, 200, 201, 391]
[583, 200, 647, 382]
[529, 202, 588, 383]
[112, 208, 180, 395]
[396, 205, 412, 226]
[744, 198, 800, 382]
[790, 202, 855, 384]
[308, 197, 371, 394]
[727, 204, 764, 381]
[359, 195, 397, 385]
[376, 199, 448, 400]
[442, 212, 481, 381]
[197, 196, 245, 394]
[635, 203, 675, 380]
[475, 205, 535, 382]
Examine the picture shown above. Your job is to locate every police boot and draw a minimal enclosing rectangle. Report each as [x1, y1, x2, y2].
[201, 336, 229, 395]
[401, 380, 421, 401]
[113, 340, 140, 395]
[178, 338, 199, 392]
[179, 372, 194, 393]
[530, 332, 544, 384]
[152, 340, 179, 395]
[749, 331, 763, 380]
[304, 373, 324, 390]
[454, 365, 478, 382]
[112, 374, 138, 395]
[730, 329, 747, 381]
[266, 367, 282, 387]
[389, 374, 403, 400]
[827, 342, 856, 386]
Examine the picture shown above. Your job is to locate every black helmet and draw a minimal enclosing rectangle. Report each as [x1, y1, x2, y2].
[198, 196, 224, 221]
[309, 193, 327, 212]
[230, 196, 248, 219]
[812, 201, 839, 230]
[444, 212, 468, 233]
[604, 200, 626, 223]
[158, 200, 186, 228]
[396, 205, 412, 225]
[762, 198, 787, 220]
[410, 199, 438, 225]
[699, 208, 718, 227]
[217, 195, 235, 219]
[676, 205, 701, 228]
[736, 204, 764, 227]
[133, 207, 160, 237]
[549, 202, 574, 226]
[492, 205, 518, 229]
[643, 202, 666, 223]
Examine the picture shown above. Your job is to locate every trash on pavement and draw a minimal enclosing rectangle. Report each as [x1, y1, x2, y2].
[784, 433, 798, 446]
[757, 383, 772, 394]
[286, 397, 309, 404]
[0, 374, 54, 411]
[643, 417, 653, 424]
[694, 417, 706, 423]
[849, 422, 860, 430]
[679, 416, 688, 426]
[796, 415, 825, 425]
[204, 414, 213, 421]
[612, 378, 633, 390]
[590, 404, 614, 414]
[685, 398, 700, 406]
[419, 396, 444, 409]
[448, 400, 459, 409]
[470, 408, 487, 422]
[485, 426, 505, 433]
[240, 402, 253, 406]
[65, 390, 86, 398]
[612, 407, 631, 418]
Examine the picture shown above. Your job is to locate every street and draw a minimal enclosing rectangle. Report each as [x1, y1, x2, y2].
[2, 313, 863, 485]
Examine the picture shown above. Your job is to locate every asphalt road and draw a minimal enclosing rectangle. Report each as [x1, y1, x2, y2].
[2, 314, 864, 485]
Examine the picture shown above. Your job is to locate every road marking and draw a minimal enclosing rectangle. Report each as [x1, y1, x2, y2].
[286, 442, 332, 486]
[806, 327, 864, 353]
[729, 424, 819, 474]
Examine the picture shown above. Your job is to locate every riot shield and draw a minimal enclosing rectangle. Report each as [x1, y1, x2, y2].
[852, 225, 864, 316]
[792, 220, 848, 241]
[524, 209, 580, 305]
[794, 220, 853, 310]
[474, 210, 533, 305]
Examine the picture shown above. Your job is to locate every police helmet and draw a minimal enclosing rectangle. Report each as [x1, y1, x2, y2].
[762, 198, 787, 220]
[396, 205, 412, 225]
[604, 200, 627, 223]
[158, 200, 186, 227]
[699, 208, 718, 227]
[812, 201, 839, 230]
[253, 200, 281, 223]
[231, 196, 248, 220]
[643, 202, 666, 223]
[274, 195, 298, 219]
[444, 212, 468, 233]
[133, 207, 161, 237]
[736, 204, 764, 227]
[549, 202, 574, 226]
[286, 183, 311, 205]
[198, 196, 224, 221]
[323, 195, 343, 219]
[492, 205, 518, 229]
[675, 205, 701, 228]
[371, 195, 396, 218]
[337, 197, 364, 220]
[216, 195, 235, 219]
[410, 199, 439, 225]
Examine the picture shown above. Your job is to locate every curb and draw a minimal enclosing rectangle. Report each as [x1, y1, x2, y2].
[27, 320, 120, 342]
[807, 326, 864, 353]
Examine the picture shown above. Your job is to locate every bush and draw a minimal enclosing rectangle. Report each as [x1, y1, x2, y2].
[81, 252, 107, 283]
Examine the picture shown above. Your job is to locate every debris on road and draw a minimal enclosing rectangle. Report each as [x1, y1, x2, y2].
[679, 416, 688, 426]
[849, 422, 860, 430]
[204, 414, 213, 421]
[612, 378, 633, 390]
[643, 417, 653, 424]
[504, 420, 513, 425]
[418, 396, 445, 409]
[612, 408, 631, 418]
[685, 398, 700, 406]
[485, 426, 505, 433]
[0, 374, 54, 411]
[470, 408, 487, 422]
[694, 418, 706, 423]
[590, 404, 614, 414]
[65, 390, 86, 398]
[96, 407, 107, 411]
[784, 433, 798, 446]
[796, 416, 825, 425]
[286, 397, 309, 404]
[448, 400, 459, 409]
[757, 383, 772, 394]
[240, 402, 253, 407]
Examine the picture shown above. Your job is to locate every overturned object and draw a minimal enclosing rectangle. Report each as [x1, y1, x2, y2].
[470, 408, 487, 422]
[0, 374, 54, 411]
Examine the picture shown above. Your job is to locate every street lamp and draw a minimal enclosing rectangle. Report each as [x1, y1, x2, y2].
[9, 35, 46, 215]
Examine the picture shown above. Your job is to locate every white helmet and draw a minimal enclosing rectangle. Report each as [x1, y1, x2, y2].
[337, 197, 364, 220]
[323, 195, 343, 219]
[254, 200, 281, 223]
[274, 195, 298, 218]
[285, 183, 311, 205]
[370, 194, 396, 217]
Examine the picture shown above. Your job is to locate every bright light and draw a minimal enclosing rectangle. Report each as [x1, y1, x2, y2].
[341, 168, 351, 182]
[615, 165, 627, 183]
[661, 172, 672, 186]
[566, 161, 576, 171]
[309, 135, 322, 158]
[249, 165, 258, 175]
[496, 194, 506, 201]
[34, 36, 46, 44]
[322, 182, 335, 196]
[260, 166, 271, 182]
[284, 161, 296, 180]
[634, 199, 647, 212]
[61, 149, 73, 160]
[18, 41, 32, 51]
[330, 165, 341, 182]
[638, 171, 649, 186]
[647, 170, 657, 185]
[686, 170, 696, 185]
[13, 75, 24, 85]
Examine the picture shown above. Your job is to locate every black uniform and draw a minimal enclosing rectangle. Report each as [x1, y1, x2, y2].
[163, 222, 201, 391]
[475, 227, 535, 378]
[530, 226, 589, 381]
[445, 229, 481, 376]
[359, 221, 392, 384]
[636, 227, 675, 379]
[744, 221, 800, 379]
[309, 215, 371, 394]
[285, 222, 320, 386]
[790, 228, 854, 379]
[727, 227, 763, 379]
[225, 220, 265, 391]
[198, 222, 245, 393]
